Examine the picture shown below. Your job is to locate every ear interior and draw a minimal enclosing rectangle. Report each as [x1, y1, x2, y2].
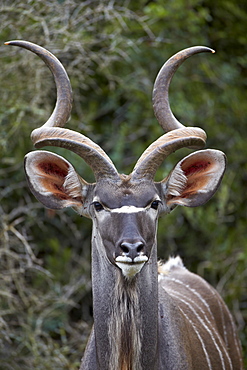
[25, 150, 89, 212]
[36, 157, 71, 199]
[164, 149, 226, 207]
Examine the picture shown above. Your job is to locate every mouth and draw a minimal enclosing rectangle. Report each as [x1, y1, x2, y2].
[115, 255, 148, 278]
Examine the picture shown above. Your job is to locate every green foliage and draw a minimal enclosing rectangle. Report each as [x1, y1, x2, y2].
[0, 0, 246, 367]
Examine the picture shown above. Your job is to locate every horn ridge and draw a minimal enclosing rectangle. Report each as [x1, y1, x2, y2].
[33, 127, 120, 181]
[132, 46, 214, 180]
[132, 127, 206, 180]
[6, 40, 119, 181]
[5, 40, 73, 132]
[153, 46, 215, 133]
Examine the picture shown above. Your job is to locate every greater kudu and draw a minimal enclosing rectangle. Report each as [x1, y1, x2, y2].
[6, 40, 243, 369]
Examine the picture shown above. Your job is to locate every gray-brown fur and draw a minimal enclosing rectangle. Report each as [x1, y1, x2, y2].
[7, 40, 243, 369]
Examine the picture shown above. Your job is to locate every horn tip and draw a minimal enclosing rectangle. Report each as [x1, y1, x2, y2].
[4, 40, 27, 47]
[5, 40, 20, 45]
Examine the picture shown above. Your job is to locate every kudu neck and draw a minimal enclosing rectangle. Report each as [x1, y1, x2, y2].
[91, 230, 159, 370]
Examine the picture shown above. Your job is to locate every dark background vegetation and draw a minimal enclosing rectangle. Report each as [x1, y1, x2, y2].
[0, 0, 246, 368]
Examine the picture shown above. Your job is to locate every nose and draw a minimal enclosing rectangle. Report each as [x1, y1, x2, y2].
[120, 241, 145, 261]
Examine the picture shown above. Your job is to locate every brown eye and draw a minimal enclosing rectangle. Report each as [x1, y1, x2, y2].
[151, 200, 160, 210]
[93, 202, 104, 212]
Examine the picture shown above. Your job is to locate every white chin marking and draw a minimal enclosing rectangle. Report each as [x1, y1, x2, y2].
[115, 255, 148, 278]
[110, 206, 145, 214]
[115, 262, 146, 278]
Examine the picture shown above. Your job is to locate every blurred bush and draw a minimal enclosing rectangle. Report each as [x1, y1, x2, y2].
[0, 0, 246, 367]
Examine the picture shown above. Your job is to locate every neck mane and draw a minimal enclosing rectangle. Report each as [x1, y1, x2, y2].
[91, 230, 159, 370]
[108, 275, 143, 370]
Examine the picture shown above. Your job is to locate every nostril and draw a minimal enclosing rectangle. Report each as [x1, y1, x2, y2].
[137, 244, 144, 253]
[120, 241, 145, 260]
[121, 245, 129, 254]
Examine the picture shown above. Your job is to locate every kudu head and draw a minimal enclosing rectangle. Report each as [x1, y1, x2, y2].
[6, 41, 226, 279]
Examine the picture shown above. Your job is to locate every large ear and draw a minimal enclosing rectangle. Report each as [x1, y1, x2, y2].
[162, 149, 226, 207]
[24, 150, 91, 215]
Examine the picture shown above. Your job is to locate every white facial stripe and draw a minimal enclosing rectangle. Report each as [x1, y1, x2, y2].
[110, 206, 146, 214]
[92, 197, 162, 214]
